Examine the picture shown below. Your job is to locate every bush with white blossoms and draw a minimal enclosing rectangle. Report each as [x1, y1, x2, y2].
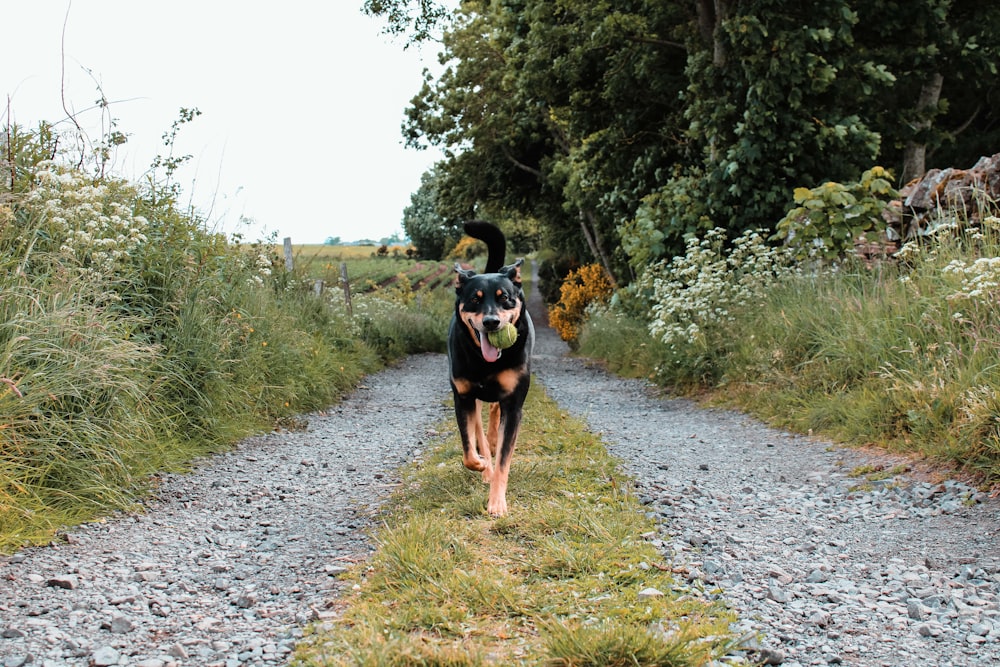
[233, 247, 275, 288]
[935, 217, 1000, 303]
[942, 256, 1000, 301]
[640, 227, 797, 347]
[25, 161, 149, 278]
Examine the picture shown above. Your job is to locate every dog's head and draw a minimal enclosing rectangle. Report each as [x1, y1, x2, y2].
[454, 259, 524, 362]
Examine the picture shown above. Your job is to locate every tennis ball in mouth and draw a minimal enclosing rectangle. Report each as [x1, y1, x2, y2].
[487, 322, 518, 349]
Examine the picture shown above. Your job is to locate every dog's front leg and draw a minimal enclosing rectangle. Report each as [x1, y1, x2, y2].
[486, 398, 525, 517]
[474, 400, 495, 482]
[454, 394, 491, 475]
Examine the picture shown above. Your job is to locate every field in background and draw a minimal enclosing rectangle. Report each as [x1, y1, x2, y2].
[291, 244, 453, 294]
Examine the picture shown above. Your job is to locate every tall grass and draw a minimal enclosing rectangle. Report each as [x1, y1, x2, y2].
[0, 124, 450, 551]
[579, 218, 1000, 482]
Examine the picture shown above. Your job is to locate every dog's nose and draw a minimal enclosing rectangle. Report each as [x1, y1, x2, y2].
[482, 315, 501, 331]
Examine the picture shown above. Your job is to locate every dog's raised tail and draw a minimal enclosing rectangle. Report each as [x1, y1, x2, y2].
[463, 220, 506, 274]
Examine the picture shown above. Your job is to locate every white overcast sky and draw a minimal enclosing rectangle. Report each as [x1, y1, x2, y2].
[2, 1, 448, 243]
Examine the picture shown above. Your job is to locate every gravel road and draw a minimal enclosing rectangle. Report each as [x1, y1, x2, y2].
[1, 274, 998, 666]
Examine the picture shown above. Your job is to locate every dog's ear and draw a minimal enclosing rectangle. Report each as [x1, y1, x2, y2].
[455, 264, 476, 292]
[500, 258, 523, 286]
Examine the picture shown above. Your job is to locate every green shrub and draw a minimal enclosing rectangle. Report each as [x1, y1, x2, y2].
[585, 209, 1000, 481]
[637, 228, 795, 386]
[773, 166, 898, 261]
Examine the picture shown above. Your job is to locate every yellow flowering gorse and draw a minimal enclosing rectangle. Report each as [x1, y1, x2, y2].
[550, 263, 614, 342]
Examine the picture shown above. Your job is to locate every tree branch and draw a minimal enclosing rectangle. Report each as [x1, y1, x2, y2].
[952, 103, 982, 137]
[501, 146, 543, 178]
[626, 34, 687, 51]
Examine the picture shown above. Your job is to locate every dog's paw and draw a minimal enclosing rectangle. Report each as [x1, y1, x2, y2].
[481, 466, 495, 484]
[462, 453, 487, 472]
[486, 495, 508, 517]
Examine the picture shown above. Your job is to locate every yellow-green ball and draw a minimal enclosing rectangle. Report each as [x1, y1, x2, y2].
[487, 322, 518, 349]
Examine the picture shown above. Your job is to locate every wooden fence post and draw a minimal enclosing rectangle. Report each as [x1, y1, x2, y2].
[340, 262, 353, 317]
[283, 237, 294, 272]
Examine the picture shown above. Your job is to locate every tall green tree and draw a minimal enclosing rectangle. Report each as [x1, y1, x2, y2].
[403, 0, 694, 283]
[362, 0, 450, 42]
[371, 0, 1000, 279]
[401, 168, 460, 259]
[671, 0, 892, 240]
[853, 0, 1000, 181]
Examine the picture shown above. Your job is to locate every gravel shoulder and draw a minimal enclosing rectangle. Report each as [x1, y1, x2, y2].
[1, 274, 998, 667]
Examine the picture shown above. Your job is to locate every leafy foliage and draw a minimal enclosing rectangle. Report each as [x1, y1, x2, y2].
[362, 0, 450, 43]
[852, 1, 1000, 178]
[667, 1, 890, 250]
[773, 166, 899, 260]
[392, 0, 1000, 277]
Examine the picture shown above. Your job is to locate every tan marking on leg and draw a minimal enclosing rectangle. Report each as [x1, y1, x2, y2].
[461, 407, 486, 472]
[474, 401, 494, 481]
[452, 377, 472, 395]
[487, 402, 501, 457]
[486, 460, 510, 516]
[487, 420, 521, 517]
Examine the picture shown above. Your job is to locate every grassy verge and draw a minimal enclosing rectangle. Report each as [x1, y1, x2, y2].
[0, 132, 454, 552]
[292, 384, 736, 667]
[577, 222, 1000, 484]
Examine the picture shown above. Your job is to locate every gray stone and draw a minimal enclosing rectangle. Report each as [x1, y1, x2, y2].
[45, 575, 78, 590]
[91, 646, 120, 666]
[637, 587, 664, 600]
[805, 569, 829, 583]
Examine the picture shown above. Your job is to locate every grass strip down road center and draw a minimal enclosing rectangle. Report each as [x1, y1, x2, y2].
[292, 382, 738, 666]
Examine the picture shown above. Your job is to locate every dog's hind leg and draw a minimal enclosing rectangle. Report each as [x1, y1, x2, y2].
[486, 402, 501, 457]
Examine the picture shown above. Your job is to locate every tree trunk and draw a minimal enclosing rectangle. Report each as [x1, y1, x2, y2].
[697, 0, 735, 165]
[902, 72, 944, 184]
[696, 0, 715, 47]
[697, 0, 735, 66]
[579, 210, 618, 288]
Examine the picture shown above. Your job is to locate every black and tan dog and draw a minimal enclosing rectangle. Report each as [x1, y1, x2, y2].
[448, 221, 534, 516]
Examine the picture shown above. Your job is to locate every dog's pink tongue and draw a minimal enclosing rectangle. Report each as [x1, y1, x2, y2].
[480, 335, 501, 362]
